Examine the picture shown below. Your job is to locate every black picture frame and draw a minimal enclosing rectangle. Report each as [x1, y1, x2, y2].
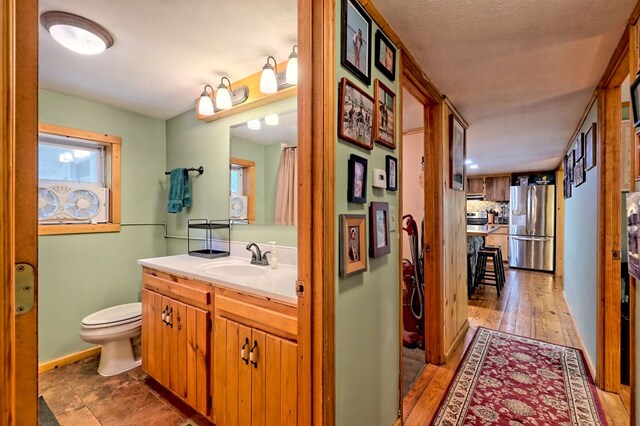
[369, 202, 390, 258]
[374, 79, 396, 149]
[566, 150, 575, 184]
[575, 133, 584, 160]
[585, 122, 597, 171]
[341, 0, 372, 86]
[386, 155, 397, 191]
[563, 176, 572, 199]
[449, 115, 466, 191]
[574, 156, 586, 187]
[631, 73, 640, 127]
[348, 154, 368, 203]
[374, 29, 396, 81]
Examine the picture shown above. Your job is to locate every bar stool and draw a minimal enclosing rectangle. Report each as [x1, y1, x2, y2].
[483, 245, 506, 287]
[474, 249, 503, 296]
[467, 253, 475, 296]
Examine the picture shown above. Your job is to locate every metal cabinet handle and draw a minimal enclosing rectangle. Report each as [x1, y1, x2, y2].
[161, 305, 168, 322]
[250, 341, 258, 368]
[167, 307, 173, 328]
[177, 313, 181, 331]
[241, 338, 249, 365]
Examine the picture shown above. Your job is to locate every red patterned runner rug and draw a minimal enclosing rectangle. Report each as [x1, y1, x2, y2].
[432, 327, 608, 425]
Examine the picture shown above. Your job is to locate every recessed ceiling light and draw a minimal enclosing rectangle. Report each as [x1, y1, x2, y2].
[464, 159, 473, 165]
[40, 11, 114, 55]
[247, 119, 261, 130]
[265, 113, 279, 126]
[469, 164, 479, 169]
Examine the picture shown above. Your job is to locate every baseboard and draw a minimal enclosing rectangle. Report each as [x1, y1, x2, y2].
[560, 292, 596, 380]
[445, 319, 470, 360]
[38, 346, 101, 374]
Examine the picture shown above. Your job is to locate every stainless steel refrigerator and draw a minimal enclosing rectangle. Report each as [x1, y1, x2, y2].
[508, 185, 555, 271]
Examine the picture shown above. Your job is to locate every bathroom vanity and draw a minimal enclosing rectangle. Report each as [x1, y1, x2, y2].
[138, 255, 298, 425]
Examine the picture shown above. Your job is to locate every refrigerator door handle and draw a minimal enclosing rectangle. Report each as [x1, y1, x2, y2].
[511, 236, 552, 242]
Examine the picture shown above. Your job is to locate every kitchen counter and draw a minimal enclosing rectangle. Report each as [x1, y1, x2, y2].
[466, 224, 502, 237]
[138, 254, 298, 304]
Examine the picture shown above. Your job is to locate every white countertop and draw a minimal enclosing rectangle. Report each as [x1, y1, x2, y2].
[138, 255, 298, 305]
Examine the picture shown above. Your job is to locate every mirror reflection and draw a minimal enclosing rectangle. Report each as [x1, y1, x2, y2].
[229, 108, 297, 226]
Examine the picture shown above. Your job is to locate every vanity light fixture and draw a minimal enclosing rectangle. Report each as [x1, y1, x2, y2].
[285, 45, 298, 85]
[260, 56, 279, 94]
[247, 119, 261, 130]
[40, 11, 114, 55]
[197, 84, 216, 116]
[265, 113, 279, 126]
[198, 78, 250, 116]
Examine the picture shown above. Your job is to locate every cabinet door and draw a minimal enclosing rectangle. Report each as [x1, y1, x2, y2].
[468, 177, 484, 194]
[499, 176, 511, 201]
[142, 289, 166, 383]
[484, 177, 497, 200]
[184, 303, 210, 414]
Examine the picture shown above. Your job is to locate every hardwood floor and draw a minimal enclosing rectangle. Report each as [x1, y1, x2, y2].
[402, 268, 631, 425]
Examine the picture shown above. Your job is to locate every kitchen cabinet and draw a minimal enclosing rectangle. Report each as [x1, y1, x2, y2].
[213, 289, 298, 426]
[485, 176, 511, 201]
[485, 226, 509, 261]
[467, 177, 484, 194]
[142, 269, 212, 416]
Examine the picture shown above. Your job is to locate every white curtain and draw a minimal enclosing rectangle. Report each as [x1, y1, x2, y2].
[274, 147, 298, 226]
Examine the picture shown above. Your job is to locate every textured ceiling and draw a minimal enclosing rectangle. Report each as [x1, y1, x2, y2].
[376, 0, 637, 175]
[38, 0, 297, 119]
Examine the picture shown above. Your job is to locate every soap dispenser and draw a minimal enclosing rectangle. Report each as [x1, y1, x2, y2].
[269, 241, 278, 269]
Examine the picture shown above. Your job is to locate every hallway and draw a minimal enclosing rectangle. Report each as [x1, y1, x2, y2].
[403, 269, 630, 425]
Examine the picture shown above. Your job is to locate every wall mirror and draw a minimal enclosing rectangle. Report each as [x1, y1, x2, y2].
[229, 106, 297, 227]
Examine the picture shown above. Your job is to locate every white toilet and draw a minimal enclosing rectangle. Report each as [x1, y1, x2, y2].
[79, 302, 142, 376]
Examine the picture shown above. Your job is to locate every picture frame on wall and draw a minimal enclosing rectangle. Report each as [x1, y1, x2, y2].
[339, 214, 368, 278]
[563, 176, 572, 199]
[566, 150, 575, 184]
[347, 154, 368, 203]
[386, 155, 398, 191]
[585, 122, 597, 171]
[373, 79, 396, 149]
[627, 192, 640, 280]
[630, 74, 640, 127]
[575, 133, 584, 160]
[374, 29, 396, 81]
[574, 156, 586, 187]
[340, 0, 372, 86]
[449, 115, 466, 191]
[338, 77, 375, 150]
[369, 202, 390, 258]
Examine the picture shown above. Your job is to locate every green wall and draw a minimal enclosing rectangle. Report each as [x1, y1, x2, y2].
[38, 89, 167, 362]
[165, 97, 298, 254]
[334, 12, 400, 426]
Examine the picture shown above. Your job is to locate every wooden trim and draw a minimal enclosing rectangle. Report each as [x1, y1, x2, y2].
[38, 122, 122, 145]
[195, 63, 297, 123]
[38, 346, 101, 374]
[629, 22, 638, 426]
[443, 96, 469, 129]
[444, 320, 469, 360]
[629, 0, 640, 25]
[38, 223, 121, 236]
[0, 0, 16, 421]
[110, 143, 121, 225]
[392, 417, 402, 426]
[402, 126, 423, 135]
[555, 167, 565, 278]
[598, 29, 631, 89]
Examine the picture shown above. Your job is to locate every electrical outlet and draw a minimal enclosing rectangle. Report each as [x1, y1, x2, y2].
[390, 206, 397, 232]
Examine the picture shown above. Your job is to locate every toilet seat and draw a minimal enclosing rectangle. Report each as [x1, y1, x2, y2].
[81, 302, 141, 329]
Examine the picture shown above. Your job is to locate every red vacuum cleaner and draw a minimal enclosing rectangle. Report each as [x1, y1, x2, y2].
[402, 215, 425, 349]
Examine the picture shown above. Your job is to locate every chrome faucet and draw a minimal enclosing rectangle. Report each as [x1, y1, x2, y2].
[246, 243, 270, 266]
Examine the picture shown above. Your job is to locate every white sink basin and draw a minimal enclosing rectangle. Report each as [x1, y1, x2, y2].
[201, 262, 268, 277]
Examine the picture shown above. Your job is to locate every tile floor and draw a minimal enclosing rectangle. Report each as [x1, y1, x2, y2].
[39, 356, 213, 426]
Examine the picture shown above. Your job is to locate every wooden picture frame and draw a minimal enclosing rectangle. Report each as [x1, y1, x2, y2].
[339, 214, 368, 278]
[373, 79, 396, 149]
[574, 156, 586, 187]
[369, 202, 390, 258]
[374, 29, 396, 81]
[338, 77, 375, 150]
[449, 115, 465, 191]
[385, 155, 397, 191]
[585, 122, 597, 171]
[575, 133, 584, 160]
[340, 0, 372, 85]
[348, 154, 368, 203]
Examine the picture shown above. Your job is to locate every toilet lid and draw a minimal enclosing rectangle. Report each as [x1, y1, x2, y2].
[82, 302, 142, 327]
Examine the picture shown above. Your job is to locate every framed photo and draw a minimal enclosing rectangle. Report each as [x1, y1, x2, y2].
[374, 29, 396, 81]
[585, 123, 597, 171]
[369, 202, 390, 258]
[563, 176, 572, 199]
[627, 192, 640, 280]
[386, 155, 397, 191]
[636, 130, 640, 181]
[339, 77, 375, 149]
[574, 133, 584, 160]
[449, 115, 465, 191]
[348, 154, 368, 203]
[373, 79, 396, 149]
[339, 214, 368, 278]
[566, 150, 575, 184]
[341, 0, 371, 85]
[574, 157, 586, 187]
[631, 74, 640, 127]
[636, 24, 640, 76]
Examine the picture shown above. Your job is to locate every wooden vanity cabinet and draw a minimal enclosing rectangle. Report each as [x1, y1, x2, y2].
[141, 268, 213, 416]
[213, 288, 298, 426]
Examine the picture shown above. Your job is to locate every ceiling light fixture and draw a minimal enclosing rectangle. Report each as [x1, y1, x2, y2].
[247, 119, 261, 130]
[286, 45, 298, 85]
[260, 56, 279, 94]
[40, 11, 114, 55]
[464, 159, 473, 165]
[265, 113, 279, 126]
[197, 84, 215, 116]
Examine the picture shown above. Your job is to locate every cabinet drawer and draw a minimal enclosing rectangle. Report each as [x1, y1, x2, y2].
[143, 268, 211, 308]
[215, 289, 298, 341]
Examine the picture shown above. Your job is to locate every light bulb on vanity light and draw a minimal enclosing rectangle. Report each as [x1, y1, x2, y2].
[197, 84, 215, 116]
[265, 113, 279, 126]
[260, 56, 279, 94]
[285, 45, 298, 85]
[215, 77, 233, 110]
[247, 119, 261, 130]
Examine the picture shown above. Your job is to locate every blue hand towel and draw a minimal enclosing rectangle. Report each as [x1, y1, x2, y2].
[167, 168, 192, 213]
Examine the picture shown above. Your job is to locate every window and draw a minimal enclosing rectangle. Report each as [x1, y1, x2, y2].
[229, 158, 255, 223]
[38, 123, 121, 235]
[230, 166, 244, 196]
